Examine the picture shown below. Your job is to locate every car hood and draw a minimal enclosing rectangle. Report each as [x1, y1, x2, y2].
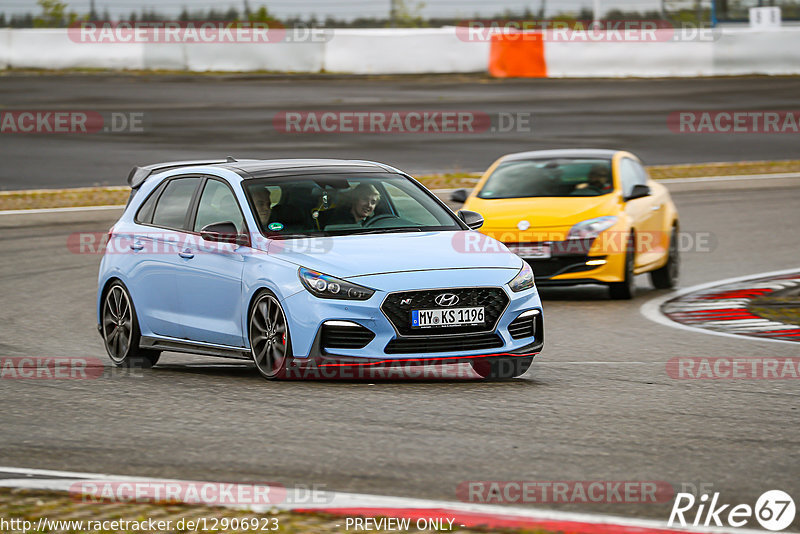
[465, 194, 621, 229]
[266, 231, 522, 279]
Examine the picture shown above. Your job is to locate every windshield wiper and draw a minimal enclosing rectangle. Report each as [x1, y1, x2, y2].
[269, 233, 322, 240]
[347, 227, 424, 235]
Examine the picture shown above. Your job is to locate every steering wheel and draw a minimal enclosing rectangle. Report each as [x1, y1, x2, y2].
[364, 214, 397, 227]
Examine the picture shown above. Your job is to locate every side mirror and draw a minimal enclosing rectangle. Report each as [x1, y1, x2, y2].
[625, 184, 651, 201]
[457, 210, 484, 230]
[450, 188, 469, 203]
[200, 222, 248, 246]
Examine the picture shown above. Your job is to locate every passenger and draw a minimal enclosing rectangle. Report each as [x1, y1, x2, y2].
[323, 183, 381, 226]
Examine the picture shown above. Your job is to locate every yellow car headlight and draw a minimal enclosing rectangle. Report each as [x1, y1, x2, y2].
[567, 216, 618, 240]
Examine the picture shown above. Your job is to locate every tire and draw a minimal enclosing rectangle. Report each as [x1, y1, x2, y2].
[609, 232, 636, 300]
[471, 357, 533, 379]
[101, 282, 161, 368]
[650, 226, 680, 289]
[249, 291, 291, 380]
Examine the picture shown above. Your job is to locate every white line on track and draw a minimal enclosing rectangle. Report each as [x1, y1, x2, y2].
[658, 172, 800, 183]
[640, 268, 800, 345]
[0, 205, 124, 216]
[0, 466, 775, 534]
[431, 172, 800, 194]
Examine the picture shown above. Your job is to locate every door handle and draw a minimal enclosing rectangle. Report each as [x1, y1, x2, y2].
[178, 249, 195, 259]
[130, 241, 144, 251]
[651, 204, 662, 211]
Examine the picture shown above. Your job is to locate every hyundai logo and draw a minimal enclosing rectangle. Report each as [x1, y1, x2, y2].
[434, 293, 459, 307]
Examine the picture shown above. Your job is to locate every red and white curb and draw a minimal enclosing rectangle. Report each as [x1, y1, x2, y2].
[0, 467, 774, 534]
[641, 268, 800, 344]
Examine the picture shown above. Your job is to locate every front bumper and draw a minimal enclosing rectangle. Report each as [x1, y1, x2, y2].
[280, 270, 543, 363]
[511, 238, 625, 285]
[298, 313, 544, 369]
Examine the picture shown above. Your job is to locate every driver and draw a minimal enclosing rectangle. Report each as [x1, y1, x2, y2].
[573, 165, 612, 195]
[323, 183, 381, 227]
[586, 165, 611, 192]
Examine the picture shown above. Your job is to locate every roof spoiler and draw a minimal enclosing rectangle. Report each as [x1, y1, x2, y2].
[127, 157, 237, 189]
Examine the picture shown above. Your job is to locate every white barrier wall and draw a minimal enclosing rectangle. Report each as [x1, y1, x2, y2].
[182, 32, 325, 72]
[545, 32, 714, 78]
[0, 27, 799, 77]
[142, 42, 186, 71]
[713, 28, 800, 75]
[323, 28, 489, 74]
[0, 29, 10, 69]
[7, 28, 144, 70]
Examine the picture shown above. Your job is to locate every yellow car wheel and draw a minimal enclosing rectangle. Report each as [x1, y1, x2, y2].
[609, 233, 636, 300]
[650, 227, 680, 289]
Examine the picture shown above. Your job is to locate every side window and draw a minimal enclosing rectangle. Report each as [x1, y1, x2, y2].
[632, 160, 649, 186]
[193, 179, 245, 233]
[134, 183, 163, 224]
[618, 158, 639, 198]
[151, 177, 201, 230]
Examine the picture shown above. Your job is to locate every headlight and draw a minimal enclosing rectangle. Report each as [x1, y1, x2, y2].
[299, 267, 375, 300]
[567, 216, 618, 240]
[508, 262, 535, 293]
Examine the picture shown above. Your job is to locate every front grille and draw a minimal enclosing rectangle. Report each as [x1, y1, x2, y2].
[321, 323, 375, 350]
[508, 312, 537, 340]
[385, 333, 504, 354]
[381, 287, 509, 336]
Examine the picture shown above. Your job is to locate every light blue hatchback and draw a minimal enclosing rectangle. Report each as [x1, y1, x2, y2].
[97, 158, 544, 380]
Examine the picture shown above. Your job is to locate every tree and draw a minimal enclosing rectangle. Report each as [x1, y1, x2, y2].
[248, 6, 277, 22]
[34, 0, 69, 27]
[389, 0, 427, 27]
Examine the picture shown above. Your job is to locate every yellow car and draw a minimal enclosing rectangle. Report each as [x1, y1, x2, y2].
[454, 149, 679, 299]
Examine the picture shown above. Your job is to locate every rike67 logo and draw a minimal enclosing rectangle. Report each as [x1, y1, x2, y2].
[669, 490, 795, 531]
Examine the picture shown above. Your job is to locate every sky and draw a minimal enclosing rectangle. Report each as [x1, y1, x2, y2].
[0, 0, 674, 20]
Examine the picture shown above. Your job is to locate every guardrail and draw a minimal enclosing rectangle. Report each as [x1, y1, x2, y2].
[0, 26, 797, 76]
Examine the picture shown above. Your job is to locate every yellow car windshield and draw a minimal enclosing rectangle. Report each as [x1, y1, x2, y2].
[477, 158, 613, 199]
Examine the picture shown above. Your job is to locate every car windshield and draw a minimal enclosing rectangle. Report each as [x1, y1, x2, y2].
[243, 172, 463, 238]
[477, 158, 614, 199]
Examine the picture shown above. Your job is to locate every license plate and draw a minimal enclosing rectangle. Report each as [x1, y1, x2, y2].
[411, 307, 485, 328]
[508, 243, 551, 259]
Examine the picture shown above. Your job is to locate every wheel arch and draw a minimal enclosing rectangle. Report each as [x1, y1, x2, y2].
[244, 285, 284, 350]
[98, 276, 124, 325]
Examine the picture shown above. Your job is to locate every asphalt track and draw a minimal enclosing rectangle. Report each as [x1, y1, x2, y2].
[3, 74, 800, 189]
[1, 175, 799, 526]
